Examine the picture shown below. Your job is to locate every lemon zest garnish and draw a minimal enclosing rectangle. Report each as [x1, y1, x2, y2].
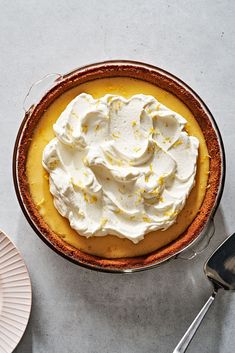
[67, 124, 74, 134]
[114, 208, 122, 214]
[83, 171, 88, 177]
[149, 127, 156, 134]
[111, 132, 120, 139]
[100, 217, 108, 227]
[164, 210, 178, 217]
[149, 187, 160, 197]
[82, 157, 89, 166]
[112, 100, 123, 111]
[71, 177, 83, 188]
[82, 125, 88, 134]
[106, 154, 122, 166]
[156, 104, 161, 111]
[134, 188, 145, 204]
[83, 192, 89, 203]
[71, 112, 78, 119]
[172, 139, 183, 148]
[117, 159, 123, 167]
[106, 155, 114, 165]
[133, 146, 141, 152]
[132, 120, 137, 127]
[135, 196, 142, 205]
[145, 174, 151, 182]
[143, 216, 152, 223]
[72, 179, 83, 188]
[134, 129, 142, 139]
[145, 163, 153, 182]
[130, 215, 136, 220]
[158, 176, 164, 186]
[139, 188, 145, 194]
[163, 210, 171, 217]
[83, 191, 97, 204]
[95, 124, 100, 131]
[90, 195, 97, 204]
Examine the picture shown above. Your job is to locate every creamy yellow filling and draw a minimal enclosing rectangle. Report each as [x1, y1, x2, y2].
[26, 77, 209, 258]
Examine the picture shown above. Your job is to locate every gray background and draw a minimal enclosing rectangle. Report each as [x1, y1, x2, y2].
[0, 0, 234, 352]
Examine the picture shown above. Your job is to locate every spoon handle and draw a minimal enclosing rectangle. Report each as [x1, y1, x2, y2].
[173, 290, 217, 353]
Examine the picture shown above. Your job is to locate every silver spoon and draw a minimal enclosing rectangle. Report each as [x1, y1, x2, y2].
[173, 232, 235, 353]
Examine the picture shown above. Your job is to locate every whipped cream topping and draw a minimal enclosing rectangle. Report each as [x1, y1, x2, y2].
[42, 93, 199, 243]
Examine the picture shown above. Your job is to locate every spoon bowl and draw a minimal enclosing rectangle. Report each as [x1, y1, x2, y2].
[173, 232, 235, 353]
[205, 233, 235, 291]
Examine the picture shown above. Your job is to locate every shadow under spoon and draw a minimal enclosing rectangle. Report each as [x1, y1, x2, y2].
[173, 232, 235, 353]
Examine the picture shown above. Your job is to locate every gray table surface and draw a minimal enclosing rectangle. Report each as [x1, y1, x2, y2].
[0, 1, 235, 352]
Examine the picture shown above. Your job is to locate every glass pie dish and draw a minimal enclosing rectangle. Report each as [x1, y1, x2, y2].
[13, 61, 225, 273]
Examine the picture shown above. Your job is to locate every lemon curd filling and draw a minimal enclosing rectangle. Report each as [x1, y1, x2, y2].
[26, 77, 209, 258]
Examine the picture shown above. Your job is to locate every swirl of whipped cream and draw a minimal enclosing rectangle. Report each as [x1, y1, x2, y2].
[42, 93, 199, 243]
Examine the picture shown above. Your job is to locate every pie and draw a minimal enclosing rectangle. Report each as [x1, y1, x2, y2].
[14, 62, 223, 270]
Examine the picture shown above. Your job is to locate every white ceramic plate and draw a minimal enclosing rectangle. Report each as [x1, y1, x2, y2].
[0, 230, 32, 353]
